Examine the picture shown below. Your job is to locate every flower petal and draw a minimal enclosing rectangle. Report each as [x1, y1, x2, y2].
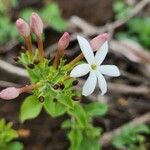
[98, 65, 120, 77]
[95, 41, 108, 65]
[82, 71, 97, 96]
[70, 63, 90, 77]
[77, 36, 95, 64]
[96, 71, 107, 95]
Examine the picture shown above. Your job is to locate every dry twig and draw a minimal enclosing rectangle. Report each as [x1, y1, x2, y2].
[0, 59, 28, 77]
[70, 0, 150, 35]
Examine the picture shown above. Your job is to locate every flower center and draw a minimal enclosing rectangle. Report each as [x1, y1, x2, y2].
[91, 64, 97, 70]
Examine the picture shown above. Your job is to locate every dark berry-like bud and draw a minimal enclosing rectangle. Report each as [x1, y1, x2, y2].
[53, 84, 60, 90]
[14, 57, 19, 62]
[38, 96, 45, 103]
[33, 59, 40, 65]
[59, 83, 65, 90]
[48, 61, 52, 66]
[27, 64, 34, 69]
[72, 80, 79, 86]
[21, 46, 26, 52]
[53, 98, 57, 103]
[72, 96, 81, 101]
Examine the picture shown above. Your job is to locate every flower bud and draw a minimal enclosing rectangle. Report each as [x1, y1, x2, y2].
[53, 98, 58, 103]
[53, 84, 60, 90]
[59, 83, 65, 90]
[0, 87, 20, 100]
[72, 80, 79, 86]
[38, 96, 45, 103]
[90, 33, 109, 51]
[58, 32, 70, 50]
[27, 64, 35, 69]
[16, 18, 30, 37]
[72, 95, 81, 101]
[30, 12, 43, 36]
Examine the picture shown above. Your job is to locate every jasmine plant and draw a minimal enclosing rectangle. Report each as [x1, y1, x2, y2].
[0, 118, 23, 150]
[0, 12, 120, 150]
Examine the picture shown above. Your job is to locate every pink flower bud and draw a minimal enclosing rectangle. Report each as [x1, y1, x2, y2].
[90, 33, 109, 51]
[0, 87, 20, 100]
[30, 12, 43, 36]
[58, 32, 70, 50]
[16, 18, 30, 37]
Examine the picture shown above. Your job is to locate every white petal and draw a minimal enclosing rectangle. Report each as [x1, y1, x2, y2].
[82, 71, 97, 96]
[70, 63, 90, 77]
[99, 65, 120, 77]
[96, 71, 107, 95]
[95, 41, 108, 65]
[77, 36, 95, 64]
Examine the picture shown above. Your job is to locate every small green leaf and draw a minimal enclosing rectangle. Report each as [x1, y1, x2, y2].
[57, 94, 73, 108]
[41, 3, 67, 31]
[86, 127, 102, 138]
[134, 124, 150, 134]
[20, 96, 42, 123]
[61, 119, 72, 129]
[85, 102, 108, 117]
[19, 52, 31, 65]
[5, 142, 24, 150]
[68, 128, 83, 150]
[68, 103, 88, 128]
[79, 136, 101, 150]
[44, 97, 66, 117]
[112, 136, 125, 149]
[0, 119, 18, 146]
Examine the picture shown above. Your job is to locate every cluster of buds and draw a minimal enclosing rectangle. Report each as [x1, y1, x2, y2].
[0, 12, 112, 100]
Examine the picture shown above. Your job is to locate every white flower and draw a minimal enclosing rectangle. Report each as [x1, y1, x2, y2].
[70, 36, 120, 96]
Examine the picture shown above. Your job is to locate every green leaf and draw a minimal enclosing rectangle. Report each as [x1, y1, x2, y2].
[84, 102, 108, 117]
[134, 124, 150, 134]
[86, 127, 102, 138]
[0, 119, 18, 146]
[19, 52, 31, 65]
[112, 124, 150, 149]
[68, 128, 83, 150]
[44, 97, 67, 117]
[11, 0, 19, 7]
[57, 94, 73, 109]
[20, 96, 42, 123]
[61, 119, 72, 129]
[41, 3, 67, 31]
[68, 103, 88, 128]
[79, 136, 101, 150]
[112, 135, 125, 149]
[21, 8, 37, 22]
[5, 142, 24, 150]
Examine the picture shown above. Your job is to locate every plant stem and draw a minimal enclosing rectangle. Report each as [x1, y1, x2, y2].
[66, 53, 84, 69]
[53, 48, 64, 69]
[37, 36, 44, 61]
[24, 36, 33, 55]
[19, 84, 39, 93]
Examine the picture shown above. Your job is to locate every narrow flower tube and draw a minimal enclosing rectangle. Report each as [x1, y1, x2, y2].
[16, 18, 30, 37]
[0, 87, 20, 100]
[53, 32, 70, 69]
